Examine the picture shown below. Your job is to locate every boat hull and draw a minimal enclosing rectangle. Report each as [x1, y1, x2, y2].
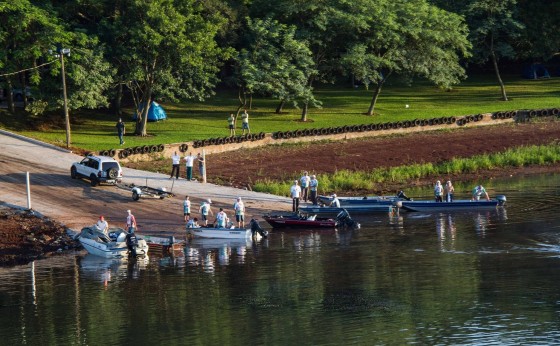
[299, 204, 396, 216]
[263, 216, 336, 228]
[317, 195, 398, 206]
[79, 237, 130, 259]
[401, 199, 503, 212]
[188, 227, 257, 239]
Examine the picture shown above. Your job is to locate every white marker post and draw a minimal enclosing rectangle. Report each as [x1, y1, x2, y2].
[26, 171, 31, 209]
[202, 149, 207, 184]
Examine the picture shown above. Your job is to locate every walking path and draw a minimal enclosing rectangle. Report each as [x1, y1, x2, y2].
[0, 130, 291, 234]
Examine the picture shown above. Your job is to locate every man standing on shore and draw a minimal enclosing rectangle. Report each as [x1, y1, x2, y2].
[228, 113, 235, 137]
[125, 210, 137, 233]
[309, 175, 319, 205]
[290, 180, 302, 212]
[184, 152, 196, 181]
[241, 109, 250, 135]
[197, 153, 205, 180]
[170, 151, 181, 179]
[300, 171, 310, 202]
[116, 118, 125, 145]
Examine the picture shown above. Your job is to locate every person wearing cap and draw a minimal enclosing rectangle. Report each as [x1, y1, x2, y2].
[300, 171, 310, 203]
[444, 180, 455, 202]
[434, 180, 443, 202]
[125, 210, 137, 233]
[183, 195, 191, 222]
[95, 215, 109, 235]
[233, 197, 245, 228]
[309, 174, 319, 205]
[329, 194, 340, 208]
[290, 180, 302, 212]
[214, 208, 228, 228]
[199, 200, 213, 226]
[170, 151, 181, 179]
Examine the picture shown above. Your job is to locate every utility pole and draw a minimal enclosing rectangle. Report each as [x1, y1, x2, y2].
[51, 46, 71, 148]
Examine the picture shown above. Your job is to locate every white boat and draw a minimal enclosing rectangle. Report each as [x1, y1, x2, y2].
[78, 226, 149, 259]
[187, 219, 269, 239]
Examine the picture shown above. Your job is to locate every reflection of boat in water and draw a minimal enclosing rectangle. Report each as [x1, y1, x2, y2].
[187, 237, 255, 249]
[401, 196, 506, 212]
[78, 254, 128, 284]
[263, 209, 360, 229]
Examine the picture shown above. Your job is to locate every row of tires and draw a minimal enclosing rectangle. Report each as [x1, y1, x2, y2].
[272, 116, 459, 139]
[99, 144, 165, 159]
[526, 108, 560, 118]
[191, 132, 266, 148]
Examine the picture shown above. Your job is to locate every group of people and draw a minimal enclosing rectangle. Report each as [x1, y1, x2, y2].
[184, 196, 246, 229]
[94, 209, 137, 235]
[228, 109, 250, 137]
[434, 180, 490, 202]
[290, 171, 320, 212]
[170, 151, 205, 181]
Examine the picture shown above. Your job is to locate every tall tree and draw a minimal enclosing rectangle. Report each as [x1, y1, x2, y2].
[102, 0, 231, 136]
[466, 0, 524, 101]
[340, 0, 471, 115]
[236, 18, 318, 120]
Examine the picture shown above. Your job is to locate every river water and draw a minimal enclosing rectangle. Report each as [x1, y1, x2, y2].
[1, 173, 560, 345]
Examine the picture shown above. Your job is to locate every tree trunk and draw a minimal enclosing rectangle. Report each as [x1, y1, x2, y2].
[114, 82, 123, 116]
[20, 73, 29, 109]
[275, 99, 285, 114]
[490, 34, 508, 101]
[367, 72, 390, 116]
[301, 102, 308, 121]
[367, 83, 383, 116]
[6, 78, 14, 113]
[135, 91, 152, 136]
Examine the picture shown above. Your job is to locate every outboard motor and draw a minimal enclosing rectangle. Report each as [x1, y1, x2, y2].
[397, 190, 412, 201]
[250, 219, 268, 238]
[335, 209, 361, 229]
[496, 195, 507, 206]
[125, 231, 139, 257]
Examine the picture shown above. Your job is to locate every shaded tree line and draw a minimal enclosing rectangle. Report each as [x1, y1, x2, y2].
[0, 0, 558, 139]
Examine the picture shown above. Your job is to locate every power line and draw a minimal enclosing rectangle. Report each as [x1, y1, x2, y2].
[0, 59, 58, 78]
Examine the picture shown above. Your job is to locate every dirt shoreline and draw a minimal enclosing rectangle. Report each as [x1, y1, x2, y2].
[2, 120, 559, 266]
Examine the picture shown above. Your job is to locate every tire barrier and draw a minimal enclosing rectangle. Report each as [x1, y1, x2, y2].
[552, 108, 560, 116]
[540, 109, 549, 117]
[296, 129, 303, 137]
[203, 139, 210, 146]
[312, 128, 319, 135]
[320, 128, 328, 135]
[158, 144, 164, 152]
[528, 110, 537, 118]
[304, 129, 311, 136]
[449, 116, 456, 124]
[142, 145, 150, 154]
[109, 149, 116, 157]
[179, 143, 188, 152]
[149, 145, 157, 153]
[285, 131, 293, 138]
[118, 150, 127, 159]
[217, 138, 224, 145]
[343, 125, 351, 132]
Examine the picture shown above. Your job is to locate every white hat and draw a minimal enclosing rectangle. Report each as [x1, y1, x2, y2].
[237, 197, 241, 200]
[127, 209, 131, 214]
[332, 193, 337, 197]
[207, 199, 212, 204]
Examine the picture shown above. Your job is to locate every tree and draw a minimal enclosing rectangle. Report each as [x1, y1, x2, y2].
[101, 0, 231, 136]
[340, 0, 471, 115]
[236, 18, 318, 120]
[466, 0, 524, 101]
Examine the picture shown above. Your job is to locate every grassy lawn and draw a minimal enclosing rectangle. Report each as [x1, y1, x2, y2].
[1, 74, 559, 152]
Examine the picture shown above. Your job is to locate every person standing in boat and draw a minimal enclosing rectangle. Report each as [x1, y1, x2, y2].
[199, 200, 213, 226]
[290, 180, 302, 212]
[472, 185, 490, 201]
[309, 175, 319, 205]
[95, 215, 109, 235]
[214, 208, 228, 228]
[233, 197, 245, 228]
[300, 171, 310, 202]
[125, 210, 137, 233]
[434, 180, 443, 202]
[444, 181, 455, 202]
[183, 196, 191, 222]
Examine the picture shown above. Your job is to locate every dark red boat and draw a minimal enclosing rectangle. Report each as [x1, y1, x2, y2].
[263, 210, 360, 229]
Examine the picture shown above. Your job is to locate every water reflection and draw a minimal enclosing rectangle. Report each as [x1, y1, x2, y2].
[78, 254, 149, 285]
[185, 238, 264, 274]
[435, 213, 457, 251]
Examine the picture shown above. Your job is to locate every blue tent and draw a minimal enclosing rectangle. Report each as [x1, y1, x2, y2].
[522, 64, 550, 79]
[133, 101, 167, 122]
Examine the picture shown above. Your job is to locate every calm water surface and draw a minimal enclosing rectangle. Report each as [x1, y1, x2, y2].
[1, 173, 560, 345]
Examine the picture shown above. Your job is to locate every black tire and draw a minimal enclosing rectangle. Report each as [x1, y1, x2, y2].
[529, 110, 537, 118]
[259, 132, 265, 139]
[71, 166, 77, 179]
[142, 145, 150, 154]
[150, 145, 157, 153]
[109, 149, 116, 157]
[540, 109, 549, 117]
[132, 191, 140, 201]
[449, 117, 456, 124]
[210, 138, 217, 145]
[552, 108, 560, 116]
[90, 175, 99, 187]
[108, 168, 118, 179]
[158, 144, 164, 152]
[296, 130, 303, 137]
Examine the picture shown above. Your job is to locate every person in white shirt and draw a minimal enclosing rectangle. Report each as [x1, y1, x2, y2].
[214, 208, 228, 228]
[170, 151, 181, 179]
[241, 110, 250, 135]
[290, 180, 302, 212]
[184, 152, 196, 181]
[125, 210, 137, 233]
[183, 196, 191, 222]
[329, 194, 340, 208]
[199, 200, 213, 226]
[95, 215, 109, 234]
[234, 197, 245, 228]
[186, 217, 200, 229]
[300, 171, 310, 202]
[309, 175, 319, 205]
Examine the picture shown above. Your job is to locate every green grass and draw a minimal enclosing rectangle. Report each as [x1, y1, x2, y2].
[252, 143, 560, 196]
[1, 74, 559, 151]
